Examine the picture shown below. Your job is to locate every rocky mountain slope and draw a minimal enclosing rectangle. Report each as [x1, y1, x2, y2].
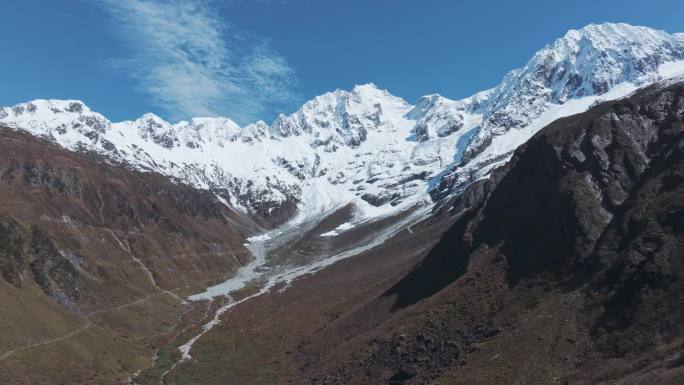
[152, 76, 684, 385]
[2, 23, 683, 228]
[292, 78, 684, 385]
[0, 128, 255, 384]
[0, 22, 683, 385]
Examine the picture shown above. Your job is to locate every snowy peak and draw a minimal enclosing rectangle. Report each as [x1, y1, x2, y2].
[407, 94, 465, 142]
[0, 99, 111, 146]
[530, 23, 684, 98]
[498, 23, 683, 105]
[433, 23, 684, 200]
[277, 82, 412, 148]
[240, 120, 269, 143]
[0, 99, 104, 128]
[175, 117, 242, 148]
[270, 113, 300, 138]
[561, 23, 678, 52]
[132, 114, 247, 149]
[134, 113, 179, 149]
[459, 22, 684, 164]
[351, 82, 381, 94]
[406, 88, 494, 143]
[1, 23, 683, 227]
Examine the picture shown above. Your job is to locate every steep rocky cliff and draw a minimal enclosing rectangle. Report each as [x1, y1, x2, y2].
[3, 23, 682, 227]
[292, 80, 684, 385]
[0, 127, 254, 384]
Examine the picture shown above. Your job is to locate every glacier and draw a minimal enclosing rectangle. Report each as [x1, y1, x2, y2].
[2, 22, 684, 229]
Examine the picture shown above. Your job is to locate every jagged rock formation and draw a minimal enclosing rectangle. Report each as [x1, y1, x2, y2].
[1, 22, 683, 385]
[0, 128, 254, 384]
[297, 79, 684, 385]
[2, 23, 682, 227]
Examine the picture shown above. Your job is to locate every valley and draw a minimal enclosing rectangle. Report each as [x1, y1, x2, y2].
[0, 22, 682, 385]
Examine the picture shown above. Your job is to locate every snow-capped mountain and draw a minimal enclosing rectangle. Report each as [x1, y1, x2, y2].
[1, 23, 683, 227]
[435, 23, 684, 196]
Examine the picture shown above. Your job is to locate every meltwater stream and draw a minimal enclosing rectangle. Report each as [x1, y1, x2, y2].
[173, 205, 432, 365]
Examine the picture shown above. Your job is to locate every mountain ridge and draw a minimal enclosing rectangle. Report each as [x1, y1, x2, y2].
[2, 23, 683, 229]
[1, 21, 684, 385]
[142, 77, 684, 385]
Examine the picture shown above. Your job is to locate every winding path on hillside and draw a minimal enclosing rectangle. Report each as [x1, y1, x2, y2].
[0, 290, 184, 364]
[159, 205, 432, 384]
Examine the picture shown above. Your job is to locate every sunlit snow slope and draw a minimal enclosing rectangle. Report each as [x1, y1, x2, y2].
[2, 23, 683, 228]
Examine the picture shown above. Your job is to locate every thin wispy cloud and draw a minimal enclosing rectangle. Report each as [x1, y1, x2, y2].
[95, 0, 298, 123]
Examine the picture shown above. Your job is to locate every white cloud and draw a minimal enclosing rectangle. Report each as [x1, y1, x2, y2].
[96, 0, 298, 123]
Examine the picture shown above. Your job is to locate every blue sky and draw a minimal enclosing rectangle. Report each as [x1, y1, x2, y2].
[1, 0, 682, 125]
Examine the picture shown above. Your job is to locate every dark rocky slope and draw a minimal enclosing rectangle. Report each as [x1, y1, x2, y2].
[0, 128, 254, 384]
[1, 77, 683, 384]
[295, 81, 684, 384]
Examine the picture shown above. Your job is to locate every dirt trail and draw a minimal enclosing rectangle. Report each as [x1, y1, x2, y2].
[0, 229, 205, 367]
[160, 206, 432, 383]
[107, 229, 186, 304]
[0, 290, 182, 363]
[0, 323, 93, 362]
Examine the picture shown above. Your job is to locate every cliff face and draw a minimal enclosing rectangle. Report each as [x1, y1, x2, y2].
[0, 127, 255, 300]
[0, 127, 254, 384]
[1, 24, 683, 385]
[293, 82, 684, 385]
[4, 23, 682, 227]
[3, 81, 681, 385]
